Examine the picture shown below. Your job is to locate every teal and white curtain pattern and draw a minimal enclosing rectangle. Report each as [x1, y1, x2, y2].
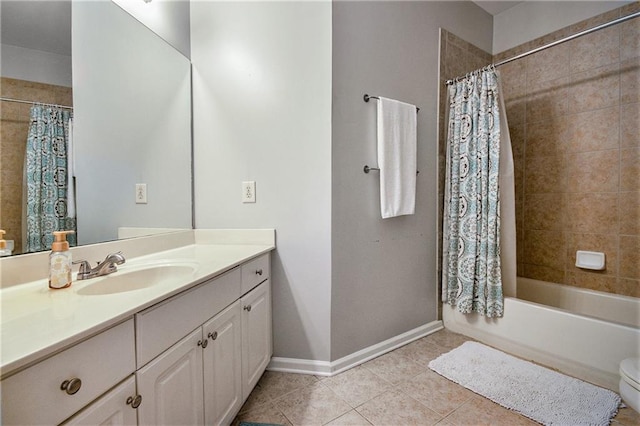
[442, 68, 505, 317]
[24, 105, 77, 252]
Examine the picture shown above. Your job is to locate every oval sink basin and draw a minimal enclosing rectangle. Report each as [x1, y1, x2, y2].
[76, 262, 198, 296]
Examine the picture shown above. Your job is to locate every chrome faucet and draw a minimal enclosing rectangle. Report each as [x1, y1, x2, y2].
[74, 252, 126, 280]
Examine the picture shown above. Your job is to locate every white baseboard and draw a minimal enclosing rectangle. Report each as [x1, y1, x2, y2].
[267, 320, 443, 377]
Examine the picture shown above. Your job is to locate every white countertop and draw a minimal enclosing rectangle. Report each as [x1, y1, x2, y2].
[0, 231, 274, 378]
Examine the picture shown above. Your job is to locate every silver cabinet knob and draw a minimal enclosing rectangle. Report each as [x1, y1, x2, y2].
[198, 339, 208, 348]
[208, 331, 218, 341]
[244, 305, 252, 312]
[60, 378, 82, 395]
[255, 269, 263, 276]
[126, 395, 142, 409]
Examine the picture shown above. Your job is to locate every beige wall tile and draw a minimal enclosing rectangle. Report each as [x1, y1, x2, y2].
[566, 150, 619, 193]
[618, 278, 640, 298]
[621, 57, 640, 104]
[619, 192, 639, 235]
[569, 63, 620, 113]
[523, 229, 566, 270]
[526, 76, 569, 123]
[526, 43, 570, 85]
[620, 147, 640, 191]
[620, 16, 640, 61]
[510, 124, 526, 162]
[571, 9, 621, 33]
[505, 100, 526, 127]
[568, 106, 620, 152]
[500, 60, 527, 100]
[522, 263, 566, 283]
[566, 271, 618, 293]
[524, 155, 566, 194]
[514, 161, 524, 203]
[568, 26, 620, 73]
[620, 235, 640, 279]
[566, 233, 618, 275]
[525, 119, 569, 158]
[621, 2, 640, 15]
[566, 193, 619, 234]
[621, 103, 640, 147]
[524, 193, 566, 231]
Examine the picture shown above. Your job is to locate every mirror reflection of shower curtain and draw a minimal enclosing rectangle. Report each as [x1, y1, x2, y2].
[23, 105, 77, 253]
[442, 68, 516, 318]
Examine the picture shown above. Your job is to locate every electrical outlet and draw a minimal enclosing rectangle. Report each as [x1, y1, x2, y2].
[136, 183, 147, 204]
[242, 181, 256, 203]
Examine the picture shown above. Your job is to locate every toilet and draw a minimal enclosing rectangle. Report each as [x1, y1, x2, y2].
[620, 358, 640, 413]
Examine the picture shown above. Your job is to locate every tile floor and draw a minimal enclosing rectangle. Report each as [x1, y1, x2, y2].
[234, 329, 640, 426]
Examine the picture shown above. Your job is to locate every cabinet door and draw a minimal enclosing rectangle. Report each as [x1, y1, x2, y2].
[241, 280, 272, 400]
[203, 301, 242, 426]
[136, 328, 205, 426]
[63, 376, 137, 425]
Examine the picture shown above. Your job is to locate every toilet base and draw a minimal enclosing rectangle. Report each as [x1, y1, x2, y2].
[620, 378, 640, 413]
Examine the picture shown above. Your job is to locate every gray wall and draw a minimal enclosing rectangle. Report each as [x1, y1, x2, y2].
[331, 1, 492, 361]
[191, 1, 333, 362]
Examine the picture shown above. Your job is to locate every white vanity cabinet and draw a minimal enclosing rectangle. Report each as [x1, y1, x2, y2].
[135, 302, 244, 426]
[135, 252, 271, 425]
[1, 251, 272, 426]
[203, 301, 243, 425]
[241, 279, 272, 400]
[1, 319, 136, 425]
[136, 328, 206, 425]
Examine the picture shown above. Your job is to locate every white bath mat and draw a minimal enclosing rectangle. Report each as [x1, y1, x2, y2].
[428, 341, 621, 426]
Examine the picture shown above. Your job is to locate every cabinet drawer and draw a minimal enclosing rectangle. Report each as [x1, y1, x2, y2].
[1, 319, 135, 425]
[136, 268, 241, 367]
[241, 253, 270, 295]
[63, 375, 137, 425]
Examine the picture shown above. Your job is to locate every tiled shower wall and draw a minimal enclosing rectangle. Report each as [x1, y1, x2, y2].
[497, 4, 639, 298]
[0, 77, 73, 254]
[438, 4, 639, 300]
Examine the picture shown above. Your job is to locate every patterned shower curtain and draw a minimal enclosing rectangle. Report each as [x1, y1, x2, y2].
[24, 105, 77, 252]
[442, 68, 504, 317]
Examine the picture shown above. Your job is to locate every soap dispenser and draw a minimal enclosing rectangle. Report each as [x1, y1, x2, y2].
[49, 230, 75, 289]
[0, 230, 11, 257]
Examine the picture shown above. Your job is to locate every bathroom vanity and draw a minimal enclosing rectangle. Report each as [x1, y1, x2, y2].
[0, 230, 275, 425]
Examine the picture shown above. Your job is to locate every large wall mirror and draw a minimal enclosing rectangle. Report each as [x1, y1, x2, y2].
[0, 0, 192, 256]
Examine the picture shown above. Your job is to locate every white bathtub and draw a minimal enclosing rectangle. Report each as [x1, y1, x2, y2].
[443, 277, 640, 391]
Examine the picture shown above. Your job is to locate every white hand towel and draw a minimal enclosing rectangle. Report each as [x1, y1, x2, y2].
[377, 97, 417, 218]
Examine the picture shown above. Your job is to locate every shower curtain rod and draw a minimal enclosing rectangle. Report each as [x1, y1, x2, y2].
[445, 10, 640, 85]
[0, 97, 73, 110]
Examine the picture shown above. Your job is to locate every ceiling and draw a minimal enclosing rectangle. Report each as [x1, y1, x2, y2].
[1, 1, 72, 56]
[1, 0, 522, 57]
[473, 1, 524, 16]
